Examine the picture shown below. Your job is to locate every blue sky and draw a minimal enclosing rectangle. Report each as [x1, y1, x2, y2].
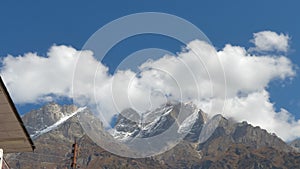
[0, 1, 300, 140]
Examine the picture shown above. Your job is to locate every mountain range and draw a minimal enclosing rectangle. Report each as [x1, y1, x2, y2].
[5, 102, 300, 169]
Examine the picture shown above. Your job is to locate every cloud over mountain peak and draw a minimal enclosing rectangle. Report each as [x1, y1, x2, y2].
[0, 31, 298, 141]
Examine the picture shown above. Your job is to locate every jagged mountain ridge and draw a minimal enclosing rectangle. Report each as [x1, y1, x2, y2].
[6, 102, 300, 169]
[112, 103, 292, 153]
[22, 102, 78, 136]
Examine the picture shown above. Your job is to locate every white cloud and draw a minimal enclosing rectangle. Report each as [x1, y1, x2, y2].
[0, 30, 298, 141]
[1, 46, 75, 103]
[221, 90, 299, 140]
[250, 31, 290, 52]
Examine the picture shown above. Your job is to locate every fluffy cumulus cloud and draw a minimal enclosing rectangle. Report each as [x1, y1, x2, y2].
[250, 31, 290, 52]
[0, 46, 77, 103]
[0, 30, 298, 141]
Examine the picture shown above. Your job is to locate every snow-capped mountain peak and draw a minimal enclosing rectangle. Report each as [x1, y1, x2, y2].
[31, 106, 87, 138]
[111, 102, 202, 142]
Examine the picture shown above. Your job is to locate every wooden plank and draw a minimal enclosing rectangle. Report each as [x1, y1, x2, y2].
[0, 77, 35, 153]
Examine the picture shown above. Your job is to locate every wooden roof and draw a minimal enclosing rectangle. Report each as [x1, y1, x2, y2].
[0, 77, 35, 153]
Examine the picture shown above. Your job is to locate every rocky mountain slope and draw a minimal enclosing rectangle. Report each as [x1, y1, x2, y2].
[5, 102, 300, 169]
[289, 138, 300, 152]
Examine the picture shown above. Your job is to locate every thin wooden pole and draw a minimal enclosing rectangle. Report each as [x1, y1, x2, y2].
[0, 149, 3, 169]
[71, 140, 78, 169]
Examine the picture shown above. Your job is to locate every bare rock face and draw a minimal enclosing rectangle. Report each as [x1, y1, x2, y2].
[183, 109, 206, 142]
[115, 108, 140, 133]
[289, 138, 300, 152]
[6, 102, 300, 169]
[232, 121, 292, 152]
[197, 115, 293, 156]
[22, 102, 77, 135]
